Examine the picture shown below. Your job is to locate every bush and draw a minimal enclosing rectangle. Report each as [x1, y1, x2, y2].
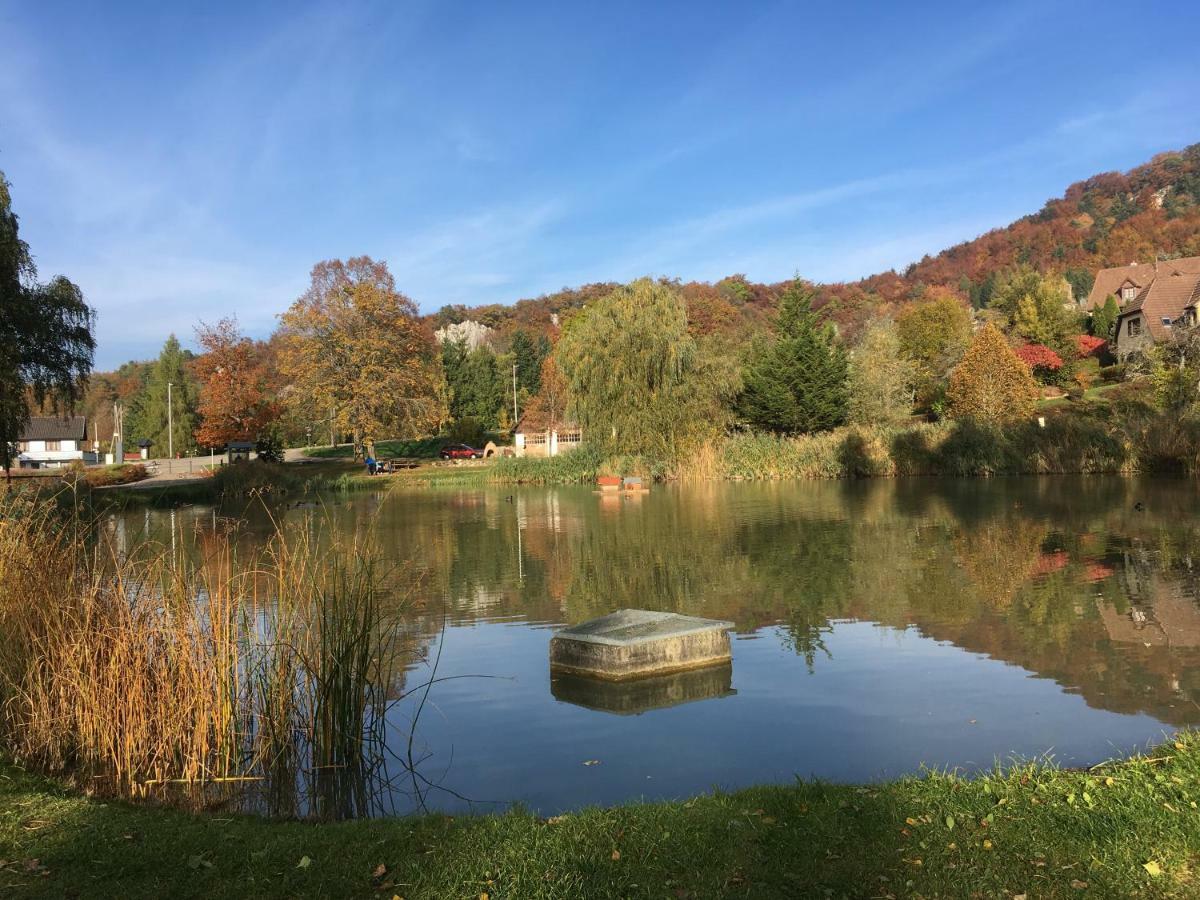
[83, 464, 148, 487]
[1100, 364, 1126, 383]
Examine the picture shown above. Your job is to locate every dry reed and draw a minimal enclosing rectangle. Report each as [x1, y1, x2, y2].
[0, 488, 410, 818]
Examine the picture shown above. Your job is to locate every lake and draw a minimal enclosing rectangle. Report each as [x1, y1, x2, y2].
[116, 476, 1200, 816]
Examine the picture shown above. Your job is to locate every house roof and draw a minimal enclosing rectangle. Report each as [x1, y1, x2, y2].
[1116, 269, 1200, 340]
[19, 416, 87, 441]
[1084, 256, 1200, 311]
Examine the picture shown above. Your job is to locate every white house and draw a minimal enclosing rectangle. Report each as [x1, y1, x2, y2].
[16, 416, 96, 469]
[513, 418, 583, 458]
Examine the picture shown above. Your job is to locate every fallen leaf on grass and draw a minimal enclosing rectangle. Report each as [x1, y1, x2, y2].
[372, 863, 388, 879]
[611, 850, 621, 861]
[1070, 879, 1088, 889]
[296, 856, 312, 869]
[545, 815, 568, 825]
[945, 815, 955, 830]
[1143, 861, 1163, 877]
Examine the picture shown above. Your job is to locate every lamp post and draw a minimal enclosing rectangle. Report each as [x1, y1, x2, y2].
[167, 381, 174, 461]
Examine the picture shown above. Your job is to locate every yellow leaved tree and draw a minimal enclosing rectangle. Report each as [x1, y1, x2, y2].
[278, 257, 447, 453]
[947, 323, 1039, 426]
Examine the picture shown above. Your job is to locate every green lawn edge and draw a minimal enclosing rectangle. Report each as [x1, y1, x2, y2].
[2, 733, 1198, 898]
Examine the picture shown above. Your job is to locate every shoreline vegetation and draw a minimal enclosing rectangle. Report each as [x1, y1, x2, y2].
[2, 733, 1198, 897]
[36, 389, 1200, 505]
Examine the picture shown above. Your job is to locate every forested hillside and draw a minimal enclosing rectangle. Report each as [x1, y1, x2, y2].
[430, 143, 1200, 343]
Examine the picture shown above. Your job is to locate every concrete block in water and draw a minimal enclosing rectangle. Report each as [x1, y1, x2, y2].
[549, 609, 734, 680]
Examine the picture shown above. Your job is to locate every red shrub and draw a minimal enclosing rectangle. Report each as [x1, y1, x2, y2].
[1014, 343, 1064, 372]
[1075, 334, 1107, 359]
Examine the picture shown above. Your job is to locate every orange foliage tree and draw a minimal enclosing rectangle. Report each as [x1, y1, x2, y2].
[278, 257, 446, 451]
[193, 318, 277, 448]
[521, 355, 571, 431]
[947, 323, 1039, 425]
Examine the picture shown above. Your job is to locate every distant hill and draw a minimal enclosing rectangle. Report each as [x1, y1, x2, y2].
[431, 144, 1200, 342]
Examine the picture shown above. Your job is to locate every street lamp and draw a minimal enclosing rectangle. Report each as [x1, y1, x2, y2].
[167, 382, 174, 461]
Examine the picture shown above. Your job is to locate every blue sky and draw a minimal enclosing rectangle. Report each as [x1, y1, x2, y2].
[2, 1, 1198, 368]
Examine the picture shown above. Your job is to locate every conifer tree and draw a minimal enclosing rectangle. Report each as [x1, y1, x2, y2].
[738, 281, 848, 434]
[1091, 294, 1120, 341]
[129, 335, 199, 456]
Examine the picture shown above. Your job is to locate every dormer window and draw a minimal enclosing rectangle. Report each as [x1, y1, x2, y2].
[1162, 317, 1174, 327]
[1122, 286, 1137, 301]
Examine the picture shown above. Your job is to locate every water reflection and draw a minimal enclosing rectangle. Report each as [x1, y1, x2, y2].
[115, 476, 1200, 814]
[550, 664, 736, 716]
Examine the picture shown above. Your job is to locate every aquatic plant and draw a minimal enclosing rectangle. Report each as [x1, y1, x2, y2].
[0, 489, 414, 819]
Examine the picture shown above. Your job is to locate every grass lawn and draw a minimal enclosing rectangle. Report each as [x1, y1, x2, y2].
[1037, 382, 1129, 410]
[302, 438, 451, 460]
[2, 734, 1199, 898]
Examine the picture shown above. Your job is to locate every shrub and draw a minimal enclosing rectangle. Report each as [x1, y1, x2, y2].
[1014, 343, 1064, 375]
[83, 464, 148, 487]
[1099, 364, 1126, 383]
[1075, 334, 1107, 359]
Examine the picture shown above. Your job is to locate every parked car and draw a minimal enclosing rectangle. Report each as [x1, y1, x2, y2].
[439, 443, 482, 460]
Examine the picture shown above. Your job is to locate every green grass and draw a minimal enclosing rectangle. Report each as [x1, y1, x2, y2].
[1038, 381, 1129, 410]
[302, 438, 450, 460]
[2, 733, 1199, 898]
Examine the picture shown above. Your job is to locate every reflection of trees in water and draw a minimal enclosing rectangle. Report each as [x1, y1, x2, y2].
[119, 478, 1200, 769]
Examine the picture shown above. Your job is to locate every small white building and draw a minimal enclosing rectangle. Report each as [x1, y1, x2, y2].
[16, 416, 96, 469]
[513, 418, 583, 458]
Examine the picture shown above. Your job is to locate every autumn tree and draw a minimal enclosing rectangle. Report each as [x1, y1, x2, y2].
[947, 323, 1039, 425]
[278, 257, 446, 452]
[847, 319, 914, 426]
[739, 280, 848, 434]
[556, 278, 738, 459]
[0, 172, 95, 477]
[895, 293, 973, 408]
[522, 355, 571, 431]
[990, 266, 1078, 354]
[192, 318, 277, 448]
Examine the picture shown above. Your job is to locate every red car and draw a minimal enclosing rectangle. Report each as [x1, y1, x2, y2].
[439, 443, 482, 460]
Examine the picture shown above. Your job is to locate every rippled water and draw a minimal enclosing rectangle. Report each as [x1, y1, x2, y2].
[118, 476, 1200, 815]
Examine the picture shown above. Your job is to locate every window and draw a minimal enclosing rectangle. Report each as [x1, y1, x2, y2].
[558, 430, 582, 445]
[527, 432, 547, 445]
[17, 441, 29, 453]
[45, 440, 61, 452]
[1162, 317, 1174, 327]
[1122, 286, 1137, 301]
[1128, 318, 1142, 336]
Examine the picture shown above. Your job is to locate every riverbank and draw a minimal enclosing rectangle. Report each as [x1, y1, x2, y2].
[381, 403, 1200, 488]
[2, 732, 1198, 898]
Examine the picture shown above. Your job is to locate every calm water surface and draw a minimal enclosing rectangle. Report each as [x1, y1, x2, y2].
[120, 477, 1200, 815]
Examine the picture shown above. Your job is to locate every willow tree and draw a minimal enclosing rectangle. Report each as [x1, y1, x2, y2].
[0, 172, 94, 478]
[278, 257, 446, 453]
[555, 278, 737, 460]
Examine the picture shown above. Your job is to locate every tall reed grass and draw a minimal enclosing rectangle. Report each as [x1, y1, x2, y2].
[0, 490, 411, 819]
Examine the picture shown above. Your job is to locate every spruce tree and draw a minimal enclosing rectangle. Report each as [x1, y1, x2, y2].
[129, 336, 199, 456]
[738, 281, 849, 433]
